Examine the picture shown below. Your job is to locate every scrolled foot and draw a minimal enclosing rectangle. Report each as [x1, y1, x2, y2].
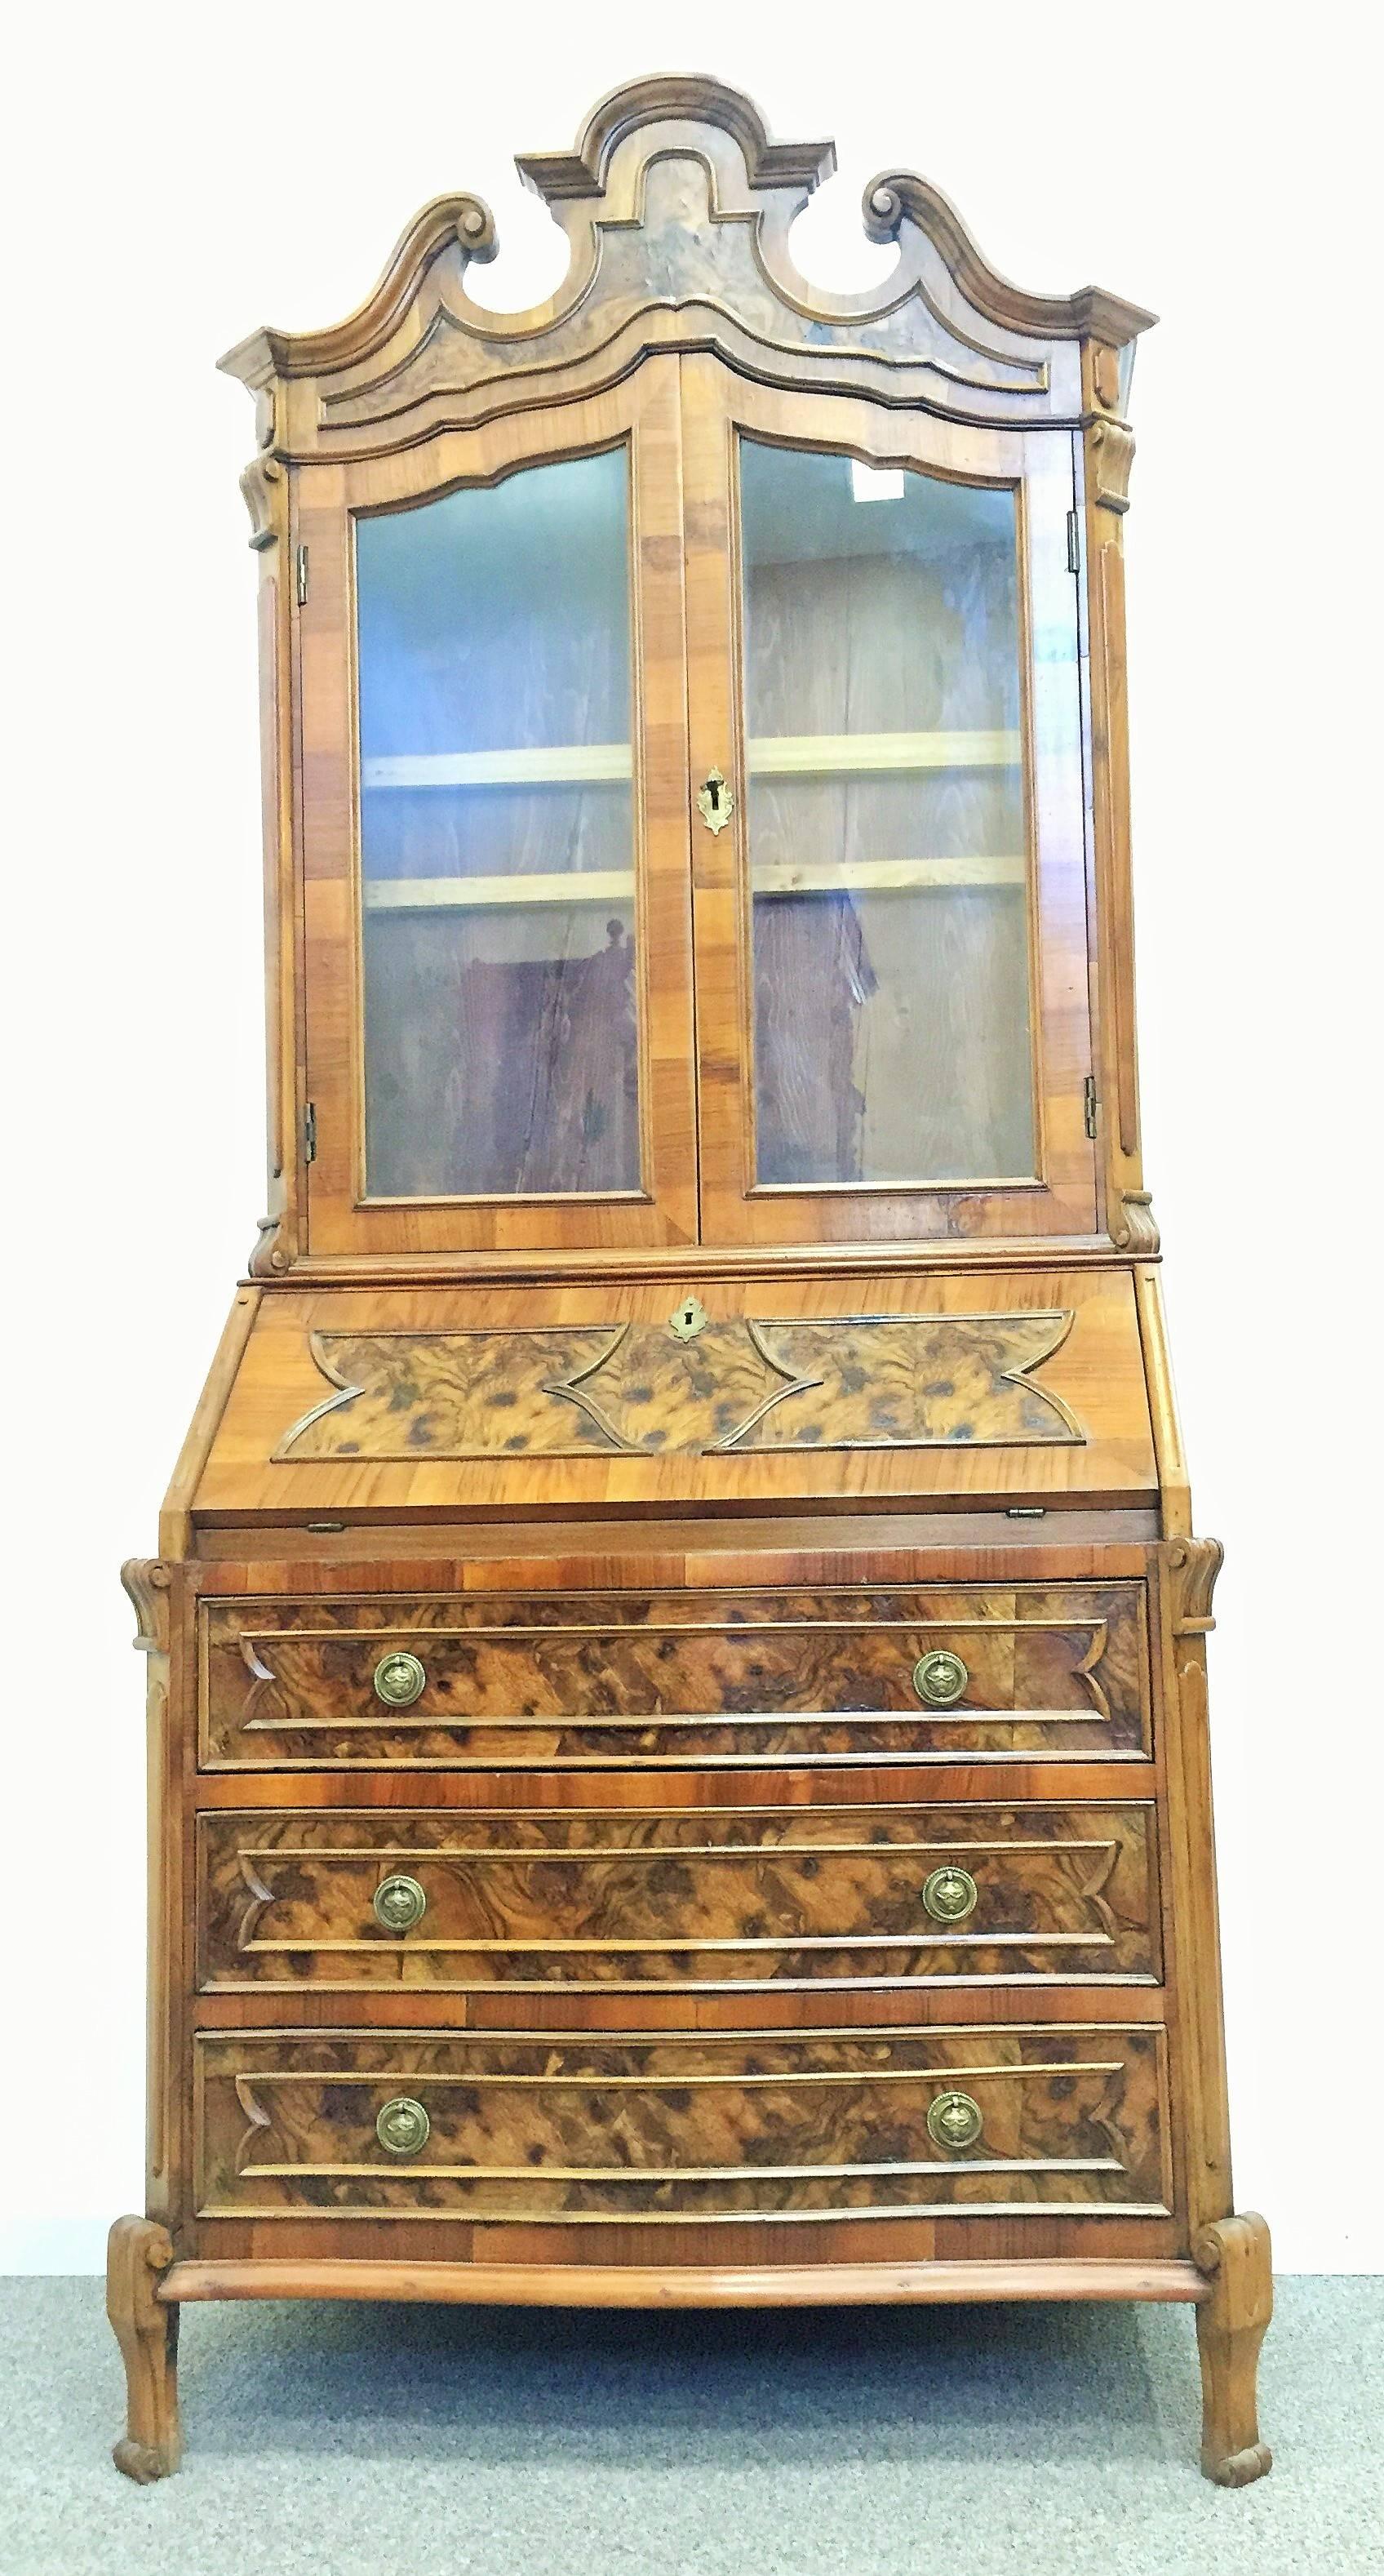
[1193, 2212, 1272, 2489]
[1205, 2440, 1274, 2489]
[112, 2436, 179, 2485]
[107, 2216, 181, 2481]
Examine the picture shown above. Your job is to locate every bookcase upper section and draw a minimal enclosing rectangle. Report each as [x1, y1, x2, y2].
[220, 77, 1160, 1281]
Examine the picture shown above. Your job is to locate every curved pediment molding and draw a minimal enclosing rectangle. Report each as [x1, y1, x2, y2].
[218, 192, 498, 388]
[863, 171, 1156, 348]
[516, 71, 836, 202]
[220, 77, 1155, 455]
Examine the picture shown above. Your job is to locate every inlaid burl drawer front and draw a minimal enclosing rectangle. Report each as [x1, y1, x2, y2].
[195, 2025, 1171, 2222]
[199, 1586, 1151, 1769]
[196, 1803, 1159, 1992]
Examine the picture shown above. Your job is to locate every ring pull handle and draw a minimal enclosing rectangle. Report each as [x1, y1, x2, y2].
[373, 1873, 428, 1933]
[373, 1650, 427, 1708]
[375, 2097, 431, 2157]
[912, 1649, 969, 1707]
[922, 1864, 978, 1925]
[927, 2090, 983, 2153]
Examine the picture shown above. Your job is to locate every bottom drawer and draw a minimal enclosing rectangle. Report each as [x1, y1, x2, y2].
[195, 2023, 1171, 2224]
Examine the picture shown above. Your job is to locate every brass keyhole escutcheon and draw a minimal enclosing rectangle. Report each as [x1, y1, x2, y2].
[912, 1648, 969, 1708]
[697, 768, 734, 834]
[373, 1650, 427, 1708]
[375, 2097, 431, 2157]
[927, 2090, 984, 2153]
[373, 1873, 428, 1934]
[922, 1864, 978, 1925]
[669, 1295, 710, 1342]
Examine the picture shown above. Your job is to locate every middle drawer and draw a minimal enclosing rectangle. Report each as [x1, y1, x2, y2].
[197, 1801, 1159, 1992]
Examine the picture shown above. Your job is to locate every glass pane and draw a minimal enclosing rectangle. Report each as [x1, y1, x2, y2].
[739, 439, 1035, 1187]
[357, 448, 638, 1198]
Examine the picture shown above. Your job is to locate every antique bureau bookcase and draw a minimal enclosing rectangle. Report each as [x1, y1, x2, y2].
[109, 75, 1271, 2485]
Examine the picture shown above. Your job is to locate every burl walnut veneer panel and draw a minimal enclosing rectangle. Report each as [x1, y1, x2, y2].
[196, 2024, 1171, 2223]
[275, 1312, 1083, 1460]
[193, 1272, 1156, 1520]
[200, 1583, 1151, 1768]
[196, 1802, 1159, 1992]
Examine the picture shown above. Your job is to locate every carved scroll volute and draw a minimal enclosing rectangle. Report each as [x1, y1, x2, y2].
[1110, 1191, 1160, 1256]
[121, 1558, 171, 1659]
[1090, 415, 1136, 514]
[238, 452, 286, 553]
[218, 190, 497, 417]
[1167, 1537, 1225, 1637]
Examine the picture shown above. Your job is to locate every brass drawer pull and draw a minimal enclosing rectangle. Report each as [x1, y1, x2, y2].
[373, 1874, 428, 1934]
[375, 2097, 431, 2157]
[373, 1650, 427, 1708]
[922, 1863, 978, 1925]
[927, 2090, 983, 2152]
[912, 1648, 969, 1706]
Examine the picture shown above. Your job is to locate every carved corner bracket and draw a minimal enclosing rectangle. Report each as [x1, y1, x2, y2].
[249, 1213, 291, 1277]
[1090, 415, 1136, 513]
[238, 453, 286, 552]
[1111, 1191, 1160, 1256]
[121, 1559, 171, 1656]
[1167, 1537, 1225, 1635]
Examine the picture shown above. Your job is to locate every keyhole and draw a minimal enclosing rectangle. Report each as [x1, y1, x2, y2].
[698, 769, 734, 836]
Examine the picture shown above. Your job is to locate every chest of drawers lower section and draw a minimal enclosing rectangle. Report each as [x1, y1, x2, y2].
[157, 1541, 1203, 2276]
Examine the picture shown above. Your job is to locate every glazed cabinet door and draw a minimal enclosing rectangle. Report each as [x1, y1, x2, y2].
[297, 359, 699, 1255]
[681, 354, 1096, 1246]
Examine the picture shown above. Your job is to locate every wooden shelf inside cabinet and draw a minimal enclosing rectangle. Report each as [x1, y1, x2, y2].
[755, 856, 1026, 895]
[363, 871, 635, 913]
[358, 729, 1022, 793]
[362, 855, 1027, 912]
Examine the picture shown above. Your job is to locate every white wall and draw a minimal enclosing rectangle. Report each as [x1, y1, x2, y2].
[2, 0, 1377, 2272]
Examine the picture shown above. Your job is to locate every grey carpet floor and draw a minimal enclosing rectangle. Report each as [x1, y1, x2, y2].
[0, 2278, 1379, 2576]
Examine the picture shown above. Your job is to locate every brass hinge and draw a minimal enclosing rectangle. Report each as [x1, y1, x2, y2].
[1066, 510, 1081, 575]
[1084, 1074, 1098, 1139]
[295, 544, 309, 606]
[303, 1101, 317, 1163]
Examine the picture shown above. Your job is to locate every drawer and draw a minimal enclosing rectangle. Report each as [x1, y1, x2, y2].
[195, 2023, 1172, 2222]
[199, 1585, 1151, 1769]
[197, 1801, 1160, 1992]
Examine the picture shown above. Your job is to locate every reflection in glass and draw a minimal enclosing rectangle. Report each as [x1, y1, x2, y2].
[739, 438, 1036, 1188]
[356, 448, 638, 1198]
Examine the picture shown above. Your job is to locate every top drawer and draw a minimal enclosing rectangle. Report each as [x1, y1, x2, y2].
[200, 1584, 1151, 1770]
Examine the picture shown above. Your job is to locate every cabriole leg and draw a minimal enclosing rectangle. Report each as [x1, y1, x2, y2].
[107, 2216, 181, 2481]
[1193, 2211, 1273, 2486]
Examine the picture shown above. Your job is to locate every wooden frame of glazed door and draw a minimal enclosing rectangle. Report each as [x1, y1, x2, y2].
[297, 358, 699, 1258]
[680, 352, 1098, 1248]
